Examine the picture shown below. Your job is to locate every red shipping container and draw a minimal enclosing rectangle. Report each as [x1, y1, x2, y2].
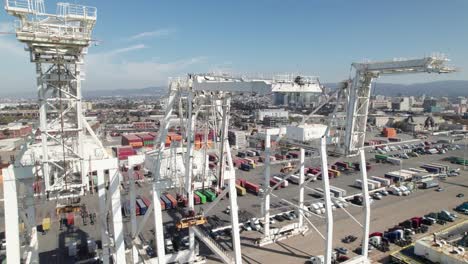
[165, 194, 178, 209]
[244, 181, 259, 195]
[67, 213, 74, 226]
[236, 178, 246, 187]
[269, 179, 280, 189]
[193, 194, 201, 205]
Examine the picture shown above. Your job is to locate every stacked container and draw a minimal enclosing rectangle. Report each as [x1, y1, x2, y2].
[137, 133, 155, 147]
[122, 134, 143, 148]
[116, 146, 135, 160]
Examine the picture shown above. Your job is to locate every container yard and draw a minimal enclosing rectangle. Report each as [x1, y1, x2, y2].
[0, 1, 466, 264]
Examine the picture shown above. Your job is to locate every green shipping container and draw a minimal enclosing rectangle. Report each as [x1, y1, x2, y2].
[194, 191, 207, 204]
[202, 189, 216, 202]
[375, 154, 388, 160]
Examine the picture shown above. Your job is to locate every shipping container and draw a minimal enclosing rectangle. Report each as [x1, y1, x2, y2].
[334, 161, 350, 170]
[387, 157, 402, 165]
[244, 181, 260, 195]
[235, 185, 246, 196]
[140, 196, 151, 208]
[367, 179, 382, 188]
[122, 134, 143, 148]
[388, 137, 401, 142]
[329, 186, 347, 197]
[136, 198, 147, 215]
[270, 179, 280, 189]
[273, 176, 288, 187]
[202, 189, 216, 202]
[193, 193, 201, 205]
[375, 154, 388, 161]
[288, 174, 300, 184]
[194, 191, 207, 204]
[370, 176, 391, 187]
[240, 163, 251, 171]
[237, 178, 246, 187]
[165, 194, 178, 208]
[420, 164, 442, 173]
[329, 169, 341, 177]
[160, 195, 172, 210]
[354, 179, 375, 190]
[67, 213, 75, 226]
[136, 133, 155, 147]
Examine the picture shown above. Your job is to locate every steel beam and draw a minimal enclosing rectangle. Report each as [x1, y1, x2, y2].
[359, 150, 371, 259]
[3, 166, 21, 263]
[320, 137, 334, 264]
[109, 166, 125, 264]
[97, 168, 110, 264]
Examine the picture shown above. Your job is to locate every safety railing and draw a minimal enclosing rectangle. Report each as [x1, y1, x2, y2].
[16, 20, 93, 41]
[57, 2, 97, 20]
[6, 0, 31, 10]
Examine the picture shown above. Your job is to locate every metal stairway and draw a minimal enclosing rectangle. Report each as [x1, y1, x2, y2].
[192, 226, 234, 264]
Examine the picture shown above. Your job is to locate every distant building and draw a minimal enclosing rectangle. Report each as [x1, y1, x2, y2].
[273, 92, 320, 108]
[391, 97, 410, 111]
[423, 98, 444, 113]
[0, 123, 32, 139]
[263, 116, 289, 127]
[0, 137, 24, 164]
[256, 109, 289, 121]
[371, 99, 391, 109]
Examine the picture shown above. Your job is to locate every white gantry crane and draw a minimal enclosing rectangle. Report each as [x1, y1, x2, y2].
[4, 1, 125, 264]
[343, 56, 455, 156]
[335, 56, 455, 264]
[132, 74, 323, 264]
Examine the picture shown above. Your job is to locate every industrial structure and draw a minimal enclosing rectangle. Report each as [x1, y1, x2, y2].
[1, 1, 458, 264]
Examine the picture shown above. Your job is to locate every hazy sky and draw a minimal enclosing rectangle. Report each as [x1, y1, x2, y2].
[0, 0, 467, 94]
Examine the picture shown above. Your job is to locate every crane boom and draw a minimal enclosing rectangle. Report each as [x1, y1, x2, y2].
[344, 56, 455, 156]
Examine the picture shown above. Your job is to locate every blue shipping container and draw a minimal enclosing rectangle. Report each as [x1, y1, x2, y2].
[420, 165, 441, 173]
[136, 198, 147, 215]
[160, 195, 172, 210]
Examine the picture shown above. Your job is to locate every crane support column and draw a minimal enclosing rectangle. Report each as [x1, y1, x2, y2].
[320, 137, 333, 264]
[263, 132, 271, 237]
[359, 150, 371, 258]
[298, 148, 305, 228]
[185, 91, 196, 256]
[3, 166, 21, 263]
[97, 168, 110, 264]
[109, 165, 125, 264]
[152, 185, 166, 264]
[222, 97, 243, 264]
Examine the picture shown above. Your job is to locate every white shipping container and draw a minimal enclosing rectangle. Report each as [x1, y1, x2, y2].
[354, 179, 375, 190]
[367, 179, 382, 188]
[329, 185, 347, 197]
[370, 176, 391, 186]
[286, 124, 328, 142]
[387, 157, 402, 165]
